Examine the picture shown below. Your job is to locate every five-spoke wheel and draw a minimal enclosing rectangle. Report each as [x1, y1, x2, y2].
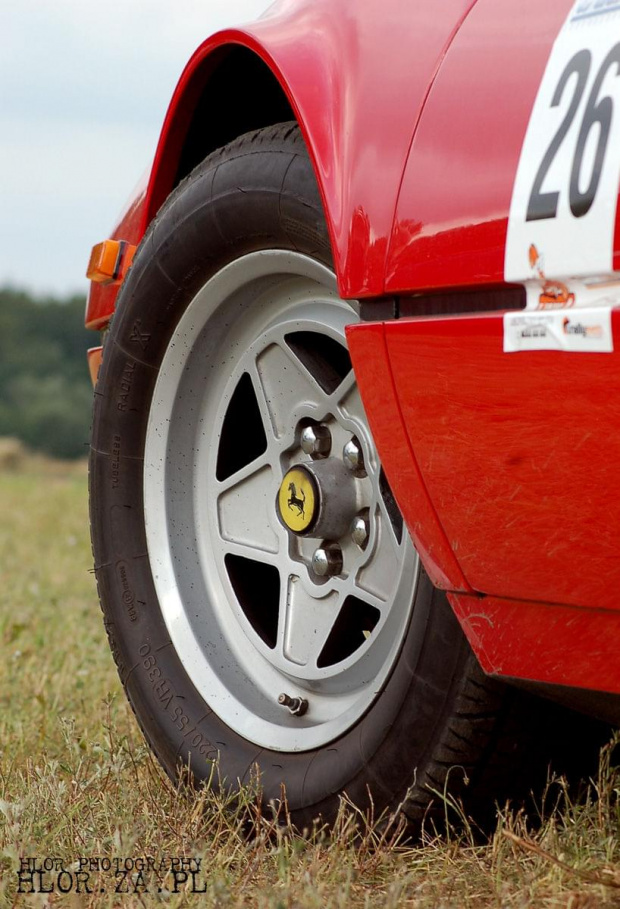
[144, 250, 418, 752]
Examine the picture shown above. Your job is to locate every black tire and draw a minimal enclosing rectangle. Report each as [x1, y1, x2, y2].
[90, 123, 583, 831]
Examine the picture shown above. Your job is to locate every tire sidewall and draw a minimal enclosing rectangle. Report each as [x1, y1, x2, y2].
[90, 126, 471, 826]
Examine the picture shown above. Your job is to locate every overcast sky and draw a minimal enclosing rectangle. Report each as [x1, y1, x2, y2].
[0, 0, 274, 297]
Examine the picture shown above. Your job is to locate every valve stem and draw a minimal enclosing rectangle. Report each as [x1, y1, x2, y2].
[278, 693, 308, 716]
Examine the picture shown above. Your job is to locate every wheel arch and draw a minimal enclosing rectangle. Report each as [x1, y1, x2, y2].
[85, 35, 310, 332]
[145, 39, 301, 222]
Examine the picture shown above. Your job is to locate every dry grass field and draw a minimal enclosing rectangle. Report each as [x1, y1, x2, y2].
[2, 455, 620, 907]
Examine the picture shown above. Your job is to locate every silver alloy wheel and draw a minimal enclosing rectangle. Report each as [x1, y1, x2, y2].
[144, 250, 418, 752]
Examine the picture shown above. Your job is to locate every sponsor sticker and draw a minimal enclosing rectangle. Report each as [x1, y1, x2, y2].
[503, 305, 612, 352]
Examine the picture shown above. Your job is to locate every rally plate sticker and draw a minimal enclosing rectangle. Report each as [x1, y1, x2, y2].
[503, 305, 612, 352]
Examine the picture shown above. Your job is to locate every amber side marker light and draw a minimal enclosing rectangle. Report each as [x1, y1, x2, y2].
[86, 239, 136, 285]
[87, 347, 103, 387]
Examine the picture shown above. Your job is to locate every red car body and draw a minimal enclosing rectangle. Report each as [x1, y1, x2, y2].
[87, 0, 620, 704]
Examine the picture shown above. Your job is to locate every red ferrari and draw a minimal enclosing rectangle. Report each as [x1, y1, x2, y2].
[86, 0, 620, 829]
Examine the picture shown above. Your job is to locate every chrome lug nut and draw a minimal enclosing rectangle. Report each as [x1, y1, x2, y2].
[343, 437, 366, 476]
[300, 423, 331, 458]
[278, 693, 308, 716]
[311, 544, 343, 577]
[351, 511, 370, 549]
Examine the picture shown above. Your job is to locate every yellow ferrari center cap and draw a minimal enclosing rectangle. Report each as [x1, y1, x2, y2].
[278, 467, 318, 534]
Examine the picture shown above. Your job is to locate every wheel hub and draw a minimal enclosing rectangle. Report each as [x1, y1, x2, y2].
[278, 458, 358, 541]
[277, 466, 318, 534]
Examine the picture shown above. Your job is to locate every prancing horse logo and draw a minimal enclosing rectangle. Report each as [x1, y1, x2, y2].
[287, 482, 306, 519]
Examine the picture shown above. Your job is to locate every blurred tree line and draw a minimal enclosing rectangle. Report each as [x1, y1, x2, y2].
[0, 287, 94, 459]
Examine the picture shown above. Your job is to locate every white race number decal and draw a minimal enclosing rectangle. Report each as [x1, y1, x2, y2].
[505, 0, 620, 283]
[504, 0, 620, 351]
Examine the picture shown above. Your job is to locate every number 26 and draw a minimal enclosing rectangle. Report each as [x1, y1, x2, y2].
[526, 43, 620, 222]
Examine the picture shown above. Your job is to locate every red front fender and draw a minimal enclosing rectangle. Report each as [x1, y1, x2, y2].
[87, 0, 475, 328]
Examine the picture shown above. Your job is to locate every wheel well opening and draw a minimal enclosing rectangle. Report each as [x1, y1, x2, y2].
[175, 46, 296, 186]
